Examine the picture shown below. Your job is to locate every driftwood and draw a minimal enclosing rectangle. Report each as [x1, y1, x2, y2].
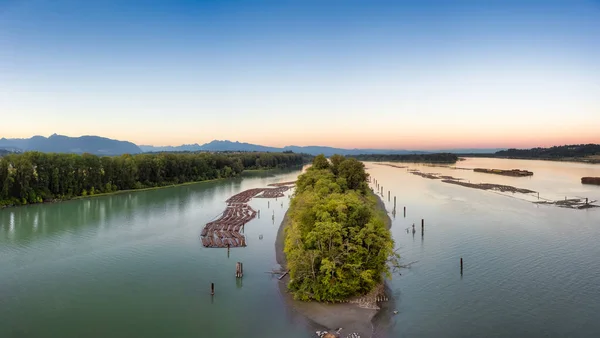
[278, 271, 289, 280]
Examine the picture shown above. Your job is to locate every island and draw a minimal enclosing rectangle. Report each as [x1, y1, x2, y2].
[276, 154, 396, 338]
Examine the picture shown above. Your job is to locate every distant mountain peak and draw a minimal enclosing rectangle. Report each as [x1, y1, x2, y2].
[0, 134, 141, 155]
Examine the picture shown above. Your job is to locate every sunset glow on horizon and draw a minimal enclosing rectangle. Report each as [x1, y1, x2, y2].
[1, 0, 599, 150]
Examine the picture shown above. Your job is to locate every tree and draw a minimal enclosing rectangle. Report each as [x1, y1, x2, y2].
[329, 154, 346, 175]
[312, 154, 330, 170]
[0, 151, 310, 206]
[337, 158, 368, 193]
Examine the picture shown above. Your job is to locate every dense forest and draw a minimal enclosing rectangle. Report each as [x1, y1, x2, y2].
[348, 153, 458, 163]
[284, 154, 395, 302]
[0, 152, 307, 207]
[494, 144, 600, 160]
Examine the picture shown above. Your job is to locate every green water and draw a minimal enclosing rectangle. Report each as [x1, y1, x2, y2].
[2, 159, 600, 338]
[1, 168, 310, 338]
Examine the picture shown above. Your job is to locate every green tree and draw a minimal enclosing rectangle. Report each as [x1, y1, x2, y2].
[312, 154, 330, 170]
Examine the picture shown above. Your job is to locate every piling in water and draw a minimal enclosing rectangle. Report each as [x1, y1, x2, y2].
[236, 262, 243, 278]
[460, 258, 463, 274]
[211, 282, 214, 295]
[421, 219, 424, 234]
[404, 206, 406, 218]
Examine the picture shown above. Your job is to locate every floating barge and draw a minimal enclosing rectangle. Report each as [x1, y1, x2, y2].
[473, 168, 533, 177]
[581, 177, 600, 185]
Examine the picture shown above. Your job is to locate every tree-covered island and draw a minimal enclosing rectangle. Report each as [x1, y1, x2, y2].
[284, 154, 395, 302]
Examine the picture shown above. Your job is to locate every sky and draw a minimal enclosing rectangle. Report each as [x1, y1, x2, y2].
[1, 0, 599, 150]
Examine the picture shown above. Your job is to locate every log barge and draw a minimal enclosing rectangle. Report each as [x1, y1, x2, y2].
[473, 168, 533, 177]
[581, 177, 600, 185]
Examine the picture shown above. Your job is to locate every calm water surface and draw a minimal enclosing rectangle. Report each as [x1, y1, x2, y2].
[1, 159, 600, 337]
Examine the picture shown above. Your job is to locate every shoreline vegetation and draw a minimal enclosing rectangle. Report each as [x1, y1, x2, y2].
[0, 151, 311, 208]
[277, 154, 396, 338]
[348, 153, 458, 164]
[459, 144, 600, 164]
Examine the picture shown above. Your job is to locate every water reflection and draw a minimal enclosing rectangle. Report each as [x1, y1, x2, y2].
[0, 168, 300, 246]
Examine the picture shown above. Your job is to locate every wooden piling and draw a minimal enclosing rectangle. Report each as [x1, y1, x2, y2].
[394, 196, 396, 208]
[211, 282, 214, 295]
[403, 206, 406, 217]
[460, 258, 463, 273]
[421, 219, 424, 234]
[388, 191, 390, 201]
[236, 262, 243, 278]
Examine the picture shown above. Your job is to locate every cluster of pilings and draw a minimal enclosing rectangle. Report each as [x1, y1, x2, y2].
[373, 174, 467, 276]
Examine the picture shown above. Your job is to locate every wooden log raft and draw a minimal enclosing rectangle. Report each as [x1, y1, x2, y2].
[582, 177, 600, 185]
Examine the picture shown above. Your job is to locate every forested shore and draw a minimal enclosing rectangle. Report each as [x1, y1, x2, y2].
[349, 153, 459, 163]
[284, 155, 395, 302]
[0, 152, 307, 207]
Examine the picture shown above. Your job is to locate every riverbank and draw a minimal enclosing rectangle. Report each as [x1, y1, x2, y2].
[460, 155, 600, 164]
[0, 178, 225, 210]
[275, 189, 394, 338]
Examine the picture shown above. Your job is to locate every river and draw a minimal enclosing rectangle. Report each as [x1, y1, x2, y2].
[1, 159, 599, 337]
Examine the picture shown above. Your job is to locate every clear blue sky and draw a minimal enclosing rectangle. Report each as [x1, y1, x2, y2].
[1, 0, 599, 149]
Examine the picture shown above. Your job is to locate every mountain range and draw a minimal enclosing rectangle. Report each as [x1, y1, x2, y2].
[0, 134, 504, 156]
[0, 134, 142, 155]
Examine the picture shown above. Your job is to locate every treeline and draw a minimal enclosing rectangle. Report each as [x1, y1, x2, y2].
[348, 153, 458, 163]
[0, 152, 307, 207]
[495, 144, 600, 159]
[284, 154, 395, 302]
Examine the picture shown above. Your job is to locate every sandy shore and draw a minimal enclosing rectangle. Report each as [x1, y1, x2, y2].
[274, 190, 395, 338]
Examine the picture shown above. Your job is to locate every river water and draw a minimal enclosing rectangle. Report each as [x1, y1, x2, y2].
[1, 159, 599, 337]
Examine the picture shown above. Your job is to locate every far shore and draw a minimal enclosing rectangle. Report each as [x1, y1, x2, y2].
[274, 189, 395, 338]
[459, 155, 600, 164]
[0, 165, 307, 210]
[0, 178, 226, 210]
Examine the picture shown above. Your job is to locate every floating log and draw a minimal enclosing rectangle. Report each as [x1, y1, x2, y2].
[201, 186, 290, 248]
[582, 177, 600, 185]
[278, 270, 289, 280]
[474, 168, 533, 177]
[441, 179, 535, 194]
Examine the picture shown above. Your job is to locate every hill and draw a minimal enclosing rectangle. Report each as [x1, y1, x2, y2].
[0, 134, 142, 155]
[142, 140, 428, 156]
[0, 149, 13, 157]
